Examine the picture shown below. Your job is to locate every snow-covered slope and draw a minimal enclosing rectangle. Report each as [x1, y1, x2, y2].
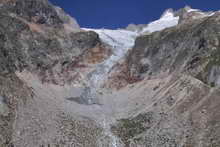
[84, 28, 137, 50]
[141, 10, 179, 33]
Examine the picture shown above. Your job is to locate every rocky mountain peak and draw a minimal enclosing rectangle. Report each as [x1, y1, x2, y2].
[160, 8, 174, 18]
[174, 6, 215, 24]
[0, 0, 80, 30]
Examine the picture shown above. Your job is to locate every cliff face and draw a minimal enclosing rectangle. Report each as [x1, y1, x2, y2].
[127, 12, 220, 87]
[0, 0, 220, 147]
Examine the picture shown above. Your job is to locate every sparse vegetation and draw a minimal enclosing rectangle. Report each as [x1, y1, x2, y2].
[111, 112, 154, 145]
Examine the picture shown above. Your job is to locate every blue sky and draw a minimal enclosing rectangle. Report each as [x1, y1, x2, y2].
[50, 0, 220, 29]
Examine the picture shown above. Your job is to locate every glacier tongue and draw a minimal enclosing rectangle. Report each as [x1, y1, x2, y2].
[81, 28, 138, 146]
[83, 28, 138, 88]
[141, 11, 179, 33]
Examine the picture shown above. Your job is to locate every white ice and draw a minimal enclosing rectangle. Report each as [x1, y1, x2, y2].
[141, 11, 179, 33]
[187, 8, 199, 12]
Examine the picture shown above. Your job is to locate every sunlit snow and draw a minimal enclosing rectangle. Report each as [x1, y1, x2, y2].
[187, 8, 199, 12]
[141, 11, 179, 33]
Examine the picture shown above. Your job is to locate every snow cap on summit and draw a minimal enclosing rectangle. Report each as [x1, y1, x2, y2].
[141, 9, 179, 33]
[160, 8, 174, 19]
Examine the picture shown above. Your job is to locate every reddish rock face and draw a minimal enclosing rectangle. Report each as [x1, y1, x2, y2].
[83, 45, 112, 64]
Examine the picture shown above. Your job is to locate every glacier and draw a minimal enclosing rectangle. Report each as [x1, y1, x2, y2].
[83, 28, 138, 88]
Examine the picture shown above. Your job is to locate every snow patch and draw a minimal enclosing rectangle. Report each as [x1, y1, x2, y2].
[193, 11, 215, 19]
[186, 8, 215, 18]
[187, 8, 199, 12]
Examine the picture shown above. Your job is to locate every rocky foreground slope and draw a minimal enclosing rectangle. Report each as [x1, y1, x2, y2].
[0, 0, 220, 147]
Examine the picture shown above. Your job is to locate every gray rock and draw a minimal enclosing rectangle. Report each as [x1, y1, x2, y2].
[0, 96, 9, 116]
[127, 13, 220, 87]
[9, 0, 62, 26]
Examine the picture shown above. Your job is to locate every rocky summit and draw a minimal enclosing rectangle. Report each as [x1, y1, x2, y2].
[0, 1, 219, 147]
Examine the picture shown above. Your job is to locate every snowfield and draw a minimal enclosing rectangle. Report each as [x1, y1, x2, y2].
[141, 11, 179, 33]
